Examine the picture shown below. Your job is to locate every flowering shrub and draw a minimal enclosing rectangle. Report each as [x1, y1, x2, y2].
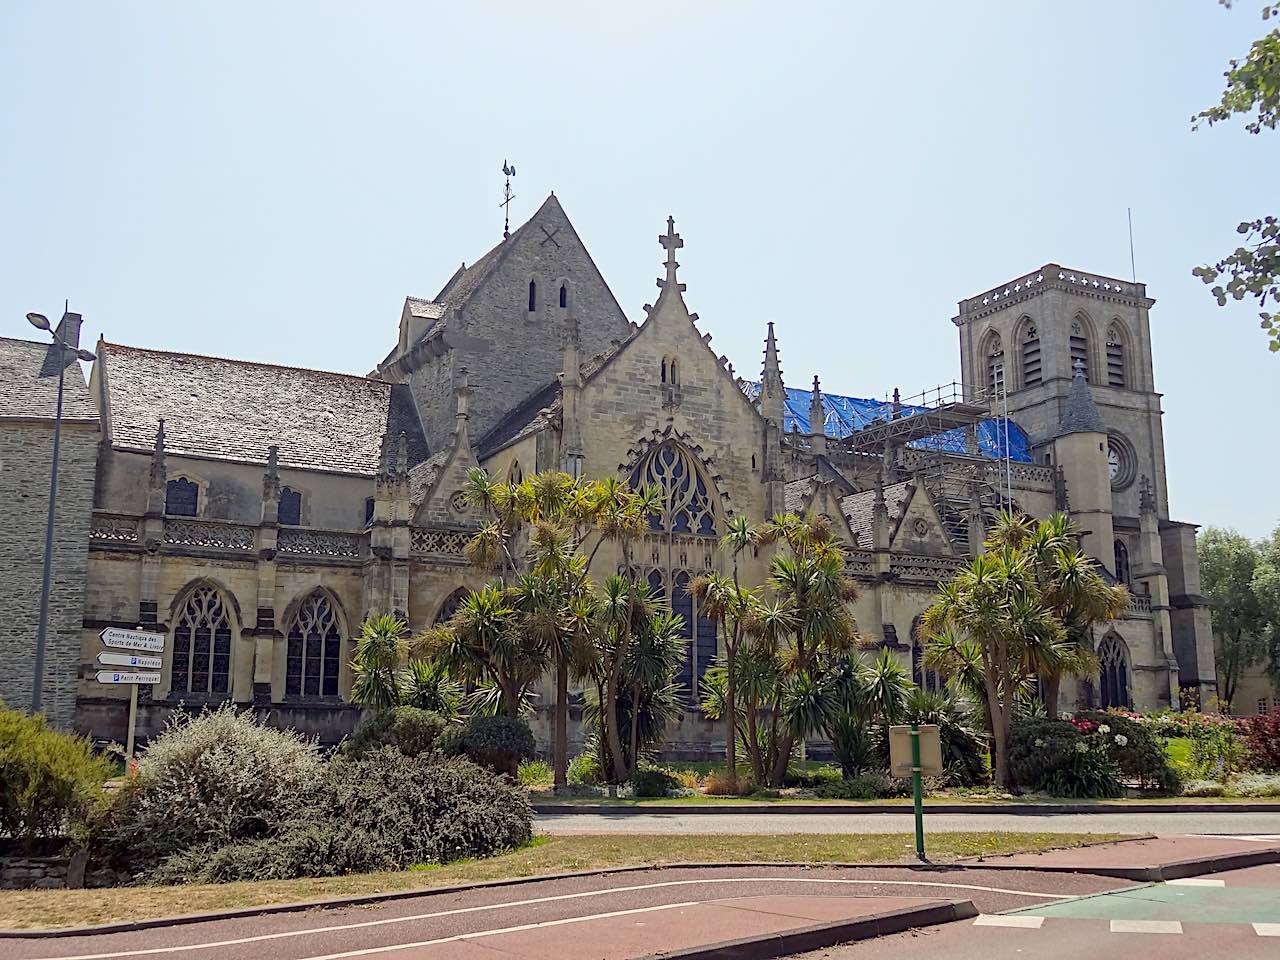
[1008, 718, 1123, 797]
[1241, 712, 1280, 772]
[1074, 711, 1180, 793]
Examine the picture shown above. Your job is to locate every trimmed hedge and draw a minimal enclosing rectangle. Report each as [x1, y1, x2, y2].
[1242, 712, 1280, 772]
[439, 714, 535, 776]
[344, 707, 446, 758]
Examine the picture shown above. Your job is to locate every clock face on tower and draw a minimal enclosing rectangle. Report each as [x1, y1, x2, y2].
[1107, 445, 1121, 481]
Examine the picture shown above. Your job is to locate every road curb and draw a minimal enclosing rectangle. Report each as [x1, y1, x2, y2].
[534, 801, 1280, 815]
[641, 899, 978, 960]
[4, 841, 1275, 940]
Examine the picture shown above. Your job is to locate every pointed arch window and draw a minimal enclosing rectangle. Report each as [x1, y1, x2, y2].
[630, 441, 717, 537]
[1106, 323, 1127, 388]
[983, 333, 1005, 398]
[661, 359, 668, 384]
[1098, 635, 1130, 709]
[434, 588, 469, 626]
[171, 584, 233, 696]
[1020, 323, 1042, 388]
[286, 591, 343, 698]
[1070, 319, 1090, 382]
[165, 478, 199, 517]
[1114, 539, 1131, 586]
[278, 487, 302, 526]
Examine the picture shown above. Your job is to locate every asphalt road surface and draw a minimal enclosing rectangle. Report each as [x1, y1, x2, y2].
[797, 862, 1280, 960]
[536, 810, 1280, 835]
[0, 866, 1131, 960]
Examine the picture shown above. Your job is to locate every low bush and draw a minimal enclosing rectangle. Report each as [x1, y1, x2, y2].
[439, 715, 535, 777]
[99, 704, 324, 877]
[517, 759, 553, 787]
[703, 770, 743, 796]
[1241, 712, 1280, 772]
[344, 707, 446, 758]
[1008, 717, 1123, 798]
[814, 771, 911, 800]
[629, 766, 681, 798]
[567, 750, 602, 786]
[1075, 711, 1181, 793]
[1182, 773, 1280, 798]
[149, 751, 533, 884]
[0, 707, 112, 847]
[672, 768, 704, 791]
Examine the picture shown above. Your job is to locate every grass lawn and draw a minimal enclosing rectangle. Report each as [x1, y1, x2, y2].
[0, 832, 1131, 931]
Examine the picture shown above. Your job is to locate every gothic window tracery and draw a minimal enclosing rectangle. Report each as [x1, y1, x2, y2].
[285, 591, 343, 698]
[165, 477, 199, 517]
[1098, 634, 1131, 709]
[1106, 323, 1127, 388]
[171, 584, 233, 696]
[631, 442, 716, 537]
[279, 486, 302, 526]
[911, 616, 943, 693]
[1019, 322, 1042, 388]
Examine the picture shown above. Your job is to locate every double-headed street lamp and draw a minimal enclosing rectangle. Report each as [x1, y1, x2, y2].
[27, 310, 96, 715]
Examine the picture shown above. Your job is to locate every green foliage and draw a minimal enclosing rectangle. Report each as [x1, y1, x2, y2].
[1193, 3, 1280, 352]
[567, 749, 603, 786]
[1075, 711, 1181, 794]
[349, 615, 411, 711]
[815, 772, 911, 800]
[1183, 772, 1280, 797]
[628, 766, 681, 798]
[400, 659, 465, 720]
[439, 714, 535, 776]
[1198, 527, 1279, 703]
[517, 759, 553, 786]
[1007, 717, 1123, 798]
[343, 707, 446, 759]
[1242, 711, 1280, 771]
[1186, 713, 1251, 781]
[0, 708, 111, 846]
[99, 704, 325, 877]
[149, 752, 533, 884]
[902, 688, 988, 787]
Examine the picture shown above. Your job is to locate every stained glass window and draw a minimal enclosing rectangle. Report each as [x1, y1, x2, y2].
[171, 584, 232, 696]
[1098, 635, 1130, 709]
[631, 442, 716, 537]
[165, 478, 199, 517]
[286, 591, 342, 698]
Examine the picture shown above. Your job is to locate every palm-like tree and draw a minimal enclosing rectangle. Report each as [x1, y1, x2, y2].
[401, 657, 465, 719]
[349, 614, 411, 711]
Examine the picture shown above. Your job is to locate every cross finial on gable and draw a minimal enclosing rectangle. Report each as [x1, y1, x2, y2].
[658, 215, 686, 291]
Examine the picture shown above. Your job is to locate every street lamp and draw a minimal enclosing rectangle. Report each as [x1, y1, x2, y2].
[27, 309, 96, 715]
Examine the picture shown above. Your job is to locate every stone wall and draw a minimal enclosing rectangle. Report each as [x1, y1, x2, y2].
[0, 420, 98, 728]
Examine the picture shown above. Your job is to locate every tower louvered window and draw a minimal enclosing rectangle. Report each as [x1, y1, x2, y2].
[1021, 324, 1042, 387]
[171, 585, 232, 696]
[286, 591, 342, 698]
[1106, 325, 1126, 388]
[1070, 320, 1090, 381]
[984, 335, 1005, 398]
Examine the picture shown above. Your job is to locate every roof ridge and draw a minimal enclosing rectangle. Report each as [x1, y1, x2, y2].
[101, 341, 383, 385]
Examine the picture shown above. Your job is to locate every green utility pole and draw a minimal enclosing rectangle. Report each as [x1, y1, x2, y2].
[910, 723, 926, 861]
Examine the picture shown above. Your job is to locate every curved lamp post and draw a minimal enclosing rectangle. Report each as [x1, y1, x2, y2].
[27, 310, 96, 715]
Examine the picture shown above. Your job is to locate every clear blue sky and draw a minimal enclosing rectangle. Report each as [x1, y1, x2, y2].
[1, 2, 1275, 537]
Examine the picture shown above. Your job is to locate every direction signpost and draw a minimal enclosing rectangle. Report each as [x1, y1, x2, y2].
[889, 723, 943, 862]
[97, 628, 165, 761]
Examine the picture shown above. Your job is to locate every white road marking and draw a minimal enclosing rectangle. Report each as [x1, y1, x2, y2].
[972, 914, 1044, 928]
[25, 876, 1073, 960]
[1110, 919, 1183, 934]
[1191, 834, 1280, 844]
[1165, 877, 1226, 886]
[1254, 923, 1280, 937]
[300, 900, 703, 960]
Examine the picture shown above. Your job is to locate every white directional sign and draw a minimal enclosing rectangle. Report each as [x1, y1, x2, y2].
[100, 627, 165, 653]
[96, 671, 161, 685]
[98, 652, 163, 670]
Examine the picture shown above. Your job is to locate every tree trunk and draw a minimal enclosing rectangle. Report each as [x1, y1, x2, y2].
[554, 658, 569, 789]
[746, 698, 764, 786]
[604, 657, 629, 783]
[628, 681, 641, 777]
[725, 642, 738, 786]
[770, 731, 793, 787]
[1044, 671, 1062, 719]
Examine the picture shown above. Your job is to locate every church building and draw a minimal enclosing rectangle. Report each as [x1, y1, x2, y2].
[0, 194, 1218, 750]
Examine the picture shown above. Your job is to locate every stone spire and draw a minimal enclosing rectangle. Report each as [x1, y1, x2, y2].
[760, 322, 785, 427]
[809, 375, 826, 455]
[454, 367, 473, 443]
[146, 419, 167, 515]
[871, 472, 890, 551]
[262, 445, 280, 501]
[657, 215, 686, 296]
[1056, 359, 1107, 436]
[559, 323, 585, 478]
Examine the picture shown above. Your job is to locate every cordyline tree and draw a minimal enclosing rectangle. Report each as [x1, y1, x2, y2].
[1193, 1, 1280, 352]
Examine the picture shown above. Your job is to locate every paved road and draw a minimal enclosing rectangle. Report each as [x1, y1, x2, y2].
[798, 862, 1280, 960]
[0, 866, 1127, 960]
[536, 810, 1280, 835]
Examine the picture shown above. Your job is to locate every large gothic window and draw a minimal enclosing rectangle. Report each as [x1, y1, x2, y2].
[1020, 323, 1042, 388]
[631, 442, 717, 537]
[648, 569, 717, 701]
[171, 584, 232, 696]
[165, 478, 199, 517]
[1070, 318, 1091, 381]
[1098, 634, 1130, 709]
[285, 591, 343, 698]
[1106, 323, 1127, 388]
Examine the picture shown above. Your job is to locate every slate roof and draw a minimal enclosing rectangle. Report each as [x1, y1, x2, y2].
[101, 342, 428, 476]
[785, 476, 817, 514]
[476, 378, 561, 459]
[0, 337, 97, 421]
[840, 480, 913, 549]
[408, 449, 452, 507]
[1057, 367, 1107, 436]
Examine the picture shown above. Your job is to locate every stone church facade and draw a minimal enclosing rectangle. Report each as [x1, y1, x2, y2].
[0, 194, 1217, 749]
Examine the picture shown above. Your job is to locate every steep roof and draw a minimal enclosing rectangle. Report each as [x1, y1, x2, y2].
[1056, 366, 1107, 436]
[840, 480, 913, 549]
[0, 337, 97, 422]
[101, 341, 428, 476]
[476, 378, 561, 459]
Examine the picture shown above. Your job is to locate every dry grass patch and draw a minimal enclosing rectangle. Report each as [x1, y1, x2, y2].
[1, 832, 1132, 931]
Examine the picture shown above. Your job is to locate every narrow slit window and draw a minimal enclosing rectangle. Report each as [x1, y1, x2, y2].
[528, 280, 537, 313]
[558, 284, 567, 308]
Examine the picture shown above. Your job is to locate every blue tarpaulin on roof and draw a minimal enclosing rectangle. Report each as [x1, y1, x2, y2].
[743, 382, 1033, 463]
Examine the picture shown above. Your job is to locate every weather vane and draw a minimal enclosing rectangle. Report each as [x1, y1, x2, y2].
[500, 160, 517, 239]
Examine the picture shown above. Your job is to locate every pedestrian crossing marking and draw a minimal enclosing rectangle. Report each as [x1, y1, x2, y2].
[1110, 919, 1183, 934]
[1254, 923, 1280, 937]
[972, 915, 1044, 928]
[1165, 878, 1225, 886]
